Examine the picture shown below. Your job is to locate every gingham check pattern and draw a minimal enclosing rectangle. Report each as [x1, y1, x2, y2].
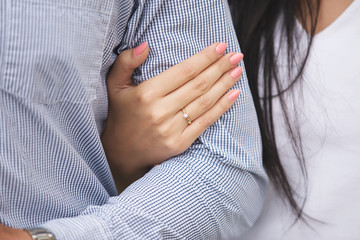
[0, 0, 267, 239]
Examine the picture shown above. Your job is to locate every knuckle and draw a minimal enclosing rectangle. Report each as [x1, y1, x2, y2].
[117, 53, 134, 69]
[181, 61, 197, 79]
[193, 77, 209, 93]
[198, 95, 212, 110]
[134, 90, 143, 103]
[163, 139, 175, 154]
[203, 48, 216, 63]
[148, 109, 166, 125]
[123, 62, 137, 72]
[164, 137, 182, 155]
[220, 75, 233, 89]
[197, 116, 212, 128]
[148, 112, 158, 124]
[135, 89, 154, 104]
[156, 125, 169, 138]
[216, 60, 230, 74]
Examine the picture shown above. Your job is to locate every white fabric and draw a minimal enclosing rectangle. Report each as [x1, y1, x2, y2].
[243, 1, 360, 239]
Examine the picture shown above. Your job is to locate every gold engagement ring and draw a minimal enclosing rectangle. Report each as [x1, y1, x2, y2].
[181, 108, 192, 125]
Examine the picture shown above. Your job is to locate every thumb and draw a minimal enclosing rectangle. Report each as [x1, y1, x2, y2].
[107, 42, 149, 91]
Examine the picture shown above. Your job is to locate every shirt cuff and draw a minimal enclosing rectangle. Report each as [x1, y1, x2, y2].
[41, 214, 112, 240]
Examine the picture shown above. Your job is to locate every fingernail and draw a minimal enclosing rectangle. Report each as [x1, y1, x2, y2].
[215, 42, 227, 54]
[230, 53, 243, 65]
[228, 90, 241, 101]
[134, 42, 147, 56]
[230, 67, 243, 79]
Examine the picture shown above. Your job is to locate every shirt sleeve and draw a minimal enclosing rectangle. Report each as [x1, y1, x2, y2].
[41, 0, 268, 239]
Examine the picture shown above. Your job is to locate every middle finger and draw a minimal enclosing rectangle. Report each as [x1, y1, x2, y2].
[166, 52, 243, 112]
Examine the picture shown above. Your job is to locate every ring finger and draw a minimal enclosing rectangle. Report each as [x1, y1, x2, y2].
[175, 66, 243, 131]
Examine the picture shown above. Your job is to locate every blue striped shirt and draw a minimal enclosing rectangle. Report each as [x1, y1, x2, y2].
[0, 0, 267, 239]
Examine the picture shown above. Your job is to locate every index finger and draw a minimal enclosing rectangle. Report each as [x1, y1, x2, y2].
[143, 42, 227, 96]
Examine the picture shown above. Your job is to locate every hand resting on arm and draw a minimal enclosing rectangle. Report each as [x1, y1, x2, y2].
[101, 42, 244, 191]
[0, 42, 244, 239]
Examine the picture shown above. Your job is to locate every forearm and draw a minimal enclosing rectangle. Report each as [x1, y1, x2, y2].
[42, 148, 265, 239]
[37, 0, 268, 238]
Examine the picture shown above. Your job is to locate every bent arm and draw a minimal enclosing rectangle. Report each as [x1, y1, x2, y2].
[42, 0, 267, 239]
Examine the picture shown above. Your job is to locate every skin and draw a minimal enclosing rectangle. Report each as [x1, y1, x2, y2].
[102, 42, 244, 191]
[0, 224, 31, 240]
[0, 43, 243, 238]
[1, 1, 354, 236]
[303, 0, 354, 34]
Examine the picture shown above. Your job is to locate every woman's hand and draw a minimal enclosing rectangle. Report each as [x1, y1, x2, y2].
[102, 42, 243, 191]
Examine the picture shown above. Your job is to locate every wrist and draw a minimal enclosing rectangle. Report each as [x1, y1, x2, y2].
[110, 164, 151, 193]
[101, 127, 145, 176]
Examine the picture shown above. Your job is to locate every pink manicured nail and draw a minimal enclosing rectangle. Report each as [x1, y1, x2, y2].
[230, 67, 243, 79]
[134, 42, 147, 56]
[230, 53, 244, 65]
[215, 42, 227, 54]
[228, 90, 241, 101]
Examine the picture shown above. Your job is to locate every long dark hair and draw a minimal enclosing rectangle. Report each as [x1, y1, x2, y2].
[228, 0, 320, 220]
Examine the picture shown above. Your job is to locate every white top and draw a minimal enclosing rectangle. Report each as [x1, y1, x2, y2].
[243, 1, 360, 239]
